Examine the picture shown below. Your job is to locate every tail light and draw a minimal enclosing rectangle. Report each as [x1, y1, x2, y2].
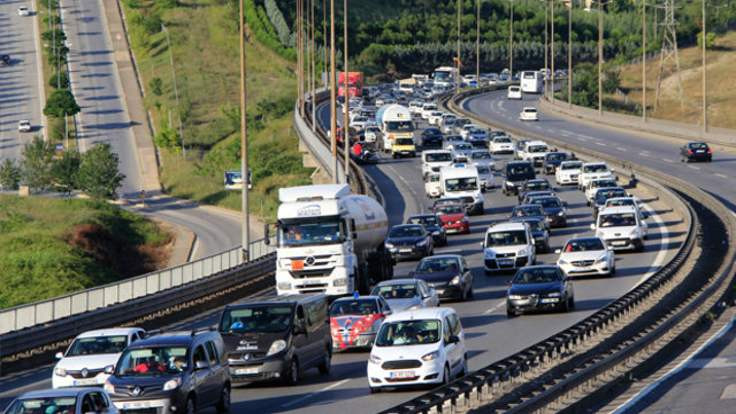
[707, 148, 712, 154]
[687, 149, 693, 155]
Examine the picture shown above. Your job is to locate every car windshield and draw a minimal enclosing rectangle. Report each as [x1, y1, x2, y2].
[426, 153, 452, 162]
[220, 305, 292, 333]
[375, 319, 441, 347]
[445, 177, 477, 191]
[116, 346, 189, 376]
[529, 145, 547, 153]
[599, 213, 637, 227]
[389, 226, 424, 238]
[329, 299, 379, 316]
[494, 137, 512, 143]
[512, 205, 544, 217]
[561, 162, 582, 170]
[596, 189, 626, 204]
[524, 108, 537, 113]
[371, 284, 418, 299]
[447, 136, 463, 142]
[476, 166, 491, 174]
[507, 165, 535, 180]
[408, 216, 439, 226]
[5, 397, 78, 414]
[606, 198, 634, 207]
[438, 204, 464, 214]
[386, 121, 413, 132]
[688, 142, 708, 149]
[563, 238, 605, 252]
[416, 257, 460, 273]
[66, 335, 128, 356]
[584, 164, 609, 173]
[592, 180, 617, 188]
[522, 220, 545, 231]
[280, 218, 345, 247]
[455, 144, 472, 151]
[472, 152, 491, 160]
[396, 138, 414, 145]
[531, 198, 561, 208]
[486, 230, 527, 246]
[546, 153, 566, 161]
[513, 267, 562, 284]
[525, 181, 550, 191]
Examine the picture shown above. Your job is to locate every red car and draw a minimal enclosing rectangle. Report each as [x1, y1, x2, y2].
[436, 203, 470, 235]
[328, 296, 391, 351]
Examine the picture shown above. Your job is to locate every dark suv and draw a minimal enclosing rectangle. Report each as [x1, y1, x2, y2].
[219, 294, 332, 385]
[104, 329, 230, 414]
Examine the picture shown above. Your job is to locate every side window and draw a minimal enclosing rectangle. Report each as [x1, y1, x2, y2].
[295, 306, 306, 330]
[205, 341, 219, 366]
[443, 318, 452, 344]
[450, 314, 462, 336]
[461, 259, 469, 272]
[193, 345, 208, 367]
[380, 298, 390, 313]
[418, 282, 427, 298]
[81, 394, 95, 413]
[89, 392, 108, 410]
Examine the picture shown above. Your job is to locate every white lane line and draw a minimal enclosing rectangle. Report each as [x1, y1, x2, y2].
[687, 165, 701, 170]
[595, 142, 607, 147]
[616, 147, 627, 152]
[633, 203, 669, 289]
[483, 301, 505, 315]
[715, 173, 728, 179]
[280, 379, 351, 408]
[639, 152, 650, 157]
[611, 316, 736, 414]
[387, 165, 424, 215]
[662, 158, 674, 163]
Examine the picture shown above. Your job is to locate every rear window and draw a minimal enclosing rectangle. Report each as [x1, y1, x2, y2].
[329, 299, 379, 316]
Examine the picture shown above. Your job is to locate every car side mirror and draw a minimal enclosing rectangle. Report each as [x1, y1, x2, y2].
[448, 335, 460, 344]
[195, 360, 208, 370]
[590, 223, 596, 230]
[554, 249, 561, 254]
[55, 352, 64, 360]
[104, 365, 115, 374]
[480, 241, 484, 248]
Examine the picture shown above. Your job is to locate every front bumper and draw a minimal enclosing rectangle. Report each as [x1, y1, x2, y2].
[229, 357, 287, 383]
[557, 174, 579, 184]
[432, 284, 463, 300]
[507, 296, 563, 314]
[388, 245, 428, 261]
[491, 147, 514, 154]
[560, 261, 611, 276]
[484, 256, 529, 272]
[604, 237, 643, 251]
[546, 215, 567, 228]
[368, 359, 444, 389]
[443, 222, 470, 234]
[332, 332, 377, 350]
[112, 398, 174, 414]
[276, 266, 353, 296]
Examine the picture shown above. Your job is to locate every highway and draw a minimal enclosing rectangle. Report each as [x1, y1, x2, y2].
[0, 0, 44, 163]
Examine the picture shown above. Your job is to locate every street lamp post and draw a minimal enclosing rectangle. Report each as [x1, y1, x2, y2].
[642, 0, 647, 122]
[239, 0, 250, 261]
[329, 0, 338, 184]
[343, 0, 349, 182]
[567, 0, 572, 107]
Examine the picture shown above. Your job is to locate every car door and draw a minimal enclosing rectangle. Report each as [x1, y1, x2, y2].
[293, 305, 312, 367]
[442, 316, 461, 376]
[461, 258, 473, 293]
[191, 344, 214, 404]
[204, 340, 225, 407]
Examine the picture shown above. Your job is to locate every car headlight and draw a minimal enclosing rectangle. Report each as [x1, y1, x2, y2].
[104, 381, 115, 394]
[421, 351, 440, 362]
[558, 259, 569, 265]
[547, 291, 562, 298]
[595, 256, 608, 264]
[432, 230, 441, 236]
[385, 243, 394, 248]
[508, 294, 523, 300]
[369, 354, 382, 365]
[267, 339, 287, 356]
[450, 275, 461, 285]
[163, 377, 182, 391]
[506, 181, 515, 187]
[333, 278, 348, 287]
[630, 228, 640, 237]
[484, 249, 495, 258]
[54, 367, 67, 377]
[558, 211, 565, 216]
[277, 282, 292, 291]
[416, 239, 428, 247]
[517, 247, 529, 257]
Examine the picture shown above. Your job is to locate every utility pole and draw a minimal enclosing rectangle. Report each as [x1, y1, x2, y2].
[642, 0, 647, 121]
[311, 0, 317, 130]
[343, 0, 349, 182]
[551, 0, 555, 101]
[545, 0, 549, 98]
[239, 0, 250, 260]
[476, 0, 480, 84]
[329, 0, 338, 184]
[323, 0, 327, 89]
[456, 0, 461, 94]
[568, 0, 572, 107]
[162, 24, 185, 158]
[297, 0, 303, 116]
[509, 0, 514, 75]
[597, 0, 603, 115]
[702, 0, 707, 133]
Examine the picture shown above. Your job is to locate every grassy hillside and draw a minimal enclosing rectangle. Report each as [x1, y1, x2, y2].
[607, 31, 736, 129]
[0, 196, 171, 308]
[121, 0, 312, 220]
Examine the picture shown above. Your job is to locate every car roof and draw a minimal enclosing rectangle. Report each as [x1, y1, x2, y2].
[594, 186, 625, 193]
[583, 162, 607, 166]
[391, 224, 423, 229]
[77, 327, 142, 338]
[526, 140, 547, 146]
[598, 205, 638, 215]
[375, 278, 420, 287]
[420, 254, 462, 261]
[19, 388, 93, 399]
[332, 295, 382, 303]
[408, 213, 438, 219]
[226, 294, 322, 307]
[384, 307, 454, 323]
[517, 264, 559, 271]
[510, 216, 544, 224]
[564, 236, 604, 243]
[487, 221, 527, 232]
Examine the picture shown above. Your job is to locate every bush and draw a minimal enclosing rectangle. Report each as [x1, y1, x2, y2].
[0, 159, 21, 191]
[154, 126, 182, 151]
[44, 89, 80, 118]
[77, 144, 125, 200]
[49, 71, 69, 89]
[49, 116, 66, 142]
[149, 77, 163, 96]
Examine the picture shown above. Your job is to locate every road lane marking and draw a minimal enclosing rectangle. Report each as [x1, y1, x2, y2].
[687, 165, 701, 170]
[662, 158, 674, 163]
[280, 379, 351, 408]
[595, 142, 607, 147]
[616, 147, 626, 152]
[715, 173, 728, 179]
[483, 301, 506, 315]
[638, 152, 650, 157]
[633, 203, 669, 289]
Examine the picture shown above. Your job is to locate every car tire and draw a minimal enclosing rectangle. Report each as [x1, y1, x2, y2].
[370, 387, 381, 394]
[285, 358, 300, 385]
[460, 286, 467, 302]
[506, 307, 517, 318]
[568, 296, 576, 311]
[610, 265, 616, 276]
[468, 285, 474, 299]
[185, 397, 196, 414]
[442, 365, 451, 385]
[318, 349, 332, 375]
[216, 386, 231, 413]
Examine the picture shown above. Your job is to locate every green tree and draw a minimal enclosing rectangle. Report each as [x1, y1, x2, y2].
[44, 89, 81, 118]
[0, 159, 21, 190]
[697, 31, 716, 50]
[77, 144, 125, 200]
[149, 77, 163, 96]
[49, 71, 70, 89]
[20, 136, 55, 191]
[602, 68, 621, 94]
[154, 126, 182, 151]
[51, 151, 81, 196]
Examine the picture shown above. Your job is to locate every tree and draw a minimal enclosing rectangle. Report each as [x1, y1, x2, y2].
[77, 144, 126, 200]
[49, 71, 70, 89]
[602, 68, 621, 94]
[149, 77, 163, 96]
[0, 159, 21, 190]
[44, 89, 81, 118]
[21, 136, 55, 191]
[51, 151, 81, 196]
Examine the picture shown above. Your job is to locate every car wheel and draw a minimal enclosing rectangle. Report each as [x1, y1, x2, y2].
[610, 265, 616, 276]
[216, 386, 231, 413]
[561, 298, 570, 313]
[370, 386, 381, 394]
[468, 285, 474, 299]
[285, 358, 300, 385]
[442, 365, 451, 385]
[461, 354, 469, 377]
[185, 397, 196, 414]
[506, 307, 517, 318]
[568, 296, 576, 311]
[318, 349, 332, 375]
[460, 286, 467, 301]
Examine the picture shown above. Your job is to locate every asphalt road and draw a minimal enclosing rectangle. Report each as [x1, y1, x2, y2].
[0, 0, 44, 163]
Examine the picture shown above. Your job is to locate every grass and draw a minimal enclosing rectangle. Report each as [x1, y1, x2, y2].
[120, 0, 313, 220]
[607, 31, 736, 129]
[0, 195, 171, 309]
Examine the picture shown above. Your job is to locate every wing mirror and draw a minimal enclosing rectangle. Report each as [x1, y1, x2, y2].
[554, 249, 562, 254]
[448, 335, 461, 344]
[104, 365, 115, 374]
[590, 223, 596, 230]
[55, 352, 64, 360]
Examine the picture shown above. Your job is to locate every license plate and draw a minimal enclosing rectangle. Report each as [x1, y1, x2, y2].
[120, 401, 163, 409]
[612, 241, 627, 246]
[389, 371, 415, 379]
[73, 378, 98, 386]
[399, 248, 413, 253]
[235, 367, 259, 375]
[540, 298, 559, 304]
[498, 259, 513, 265]
[696, 150, 705, 153]
[302, 279, 323, 286]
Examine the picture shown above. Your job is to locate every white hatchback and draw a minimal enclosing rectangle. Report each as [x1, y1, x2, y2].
[507, 85, 522, 99]
[18, 6, 31, 16]
[519, 107, 539, 121]
[367, 307, 466, 392]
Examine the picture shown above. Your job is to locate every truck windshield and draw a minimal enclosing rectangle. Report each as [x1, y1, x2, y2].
[445, 177, 478, 191]
[220, 306, 293, 333]
[280, 218, 345, 246]
[386, 121, 414, 132]
[434, 71, 452, 81]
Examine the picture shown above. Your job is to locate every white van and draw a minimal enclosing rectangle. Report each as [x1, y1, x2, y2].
[482, 222, 535, 274]
[592, 205, 648, 252]
[439, 166, 484, 215]
[422, 150, 454, 178]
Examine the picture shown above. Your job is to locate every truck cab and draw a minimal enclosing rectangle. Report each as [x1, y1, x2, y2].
[439, 166, 484, 215]
[422, 150, 454, 178]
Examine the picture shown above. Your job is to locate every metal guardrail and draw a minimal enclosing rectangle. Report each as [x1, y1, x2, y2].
[0, 238, 274, 335]
[378, 87, 736, 414]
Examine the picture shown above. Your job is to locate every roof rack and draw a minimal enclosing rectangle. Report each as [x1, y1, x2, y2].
[191, 326, 216, 337]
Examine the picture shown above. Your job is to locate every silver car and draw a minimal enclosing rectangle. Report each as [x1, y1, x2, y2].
[370, 278, 439, 311]
[3, 388, 118, 414]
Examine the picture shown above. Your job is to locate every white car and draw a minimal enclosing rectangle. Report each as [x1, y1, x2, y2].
[18, 6, 31, 16]
[592, 206, 648, 252]
[489, 135, 514, 154]
[448, 142, 474, 162]
[460, 124, 480, 140]
[605, 197, 648, 220]
[351, 116, 369, 131]
[421, 103, 438, 120]
[364, 126, 381, 143]
[52, 328, 145, 389]
[584, 179, 619, 204]
[578, 162, 615, 190]
[482, 222, 536, 274]
[519, 107, 539, 121]
[422, 149, 454, 178]
[425, 173, 442, 198]
[427, 111, 444, 126]
[18, 119, 32, 132]
[409, 100, 424, 116]
[556, 237, 615, 277]
[507, 85, 522, 99]
[556, 160, 583, 185]
[475, 164, 495, 191]
[469, 150, 494, 170]
[517, 140, 549, 166]
[367, 307, 466, 392]
[370, 278, 439, 312]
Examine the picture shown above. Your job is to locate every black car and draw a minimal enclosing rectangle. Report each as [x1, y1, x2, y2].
[521, 190, 557, 205]
[506, 265, 575, 317]
[680, 141, 712, 162]
[219, 294, 331, 385]
[591, 187, 628, 219]
[527, 196, 567, 228]
[503, 161, 536, 196]
[542, 152, 570, 174]
[510, 216, 550, 253]
[407, 214, 448, 246]
[517, 179, 552, 202]
[421, 128, 444, 149]
[105, 329, 231, 413]
[0, 54, 10, 65]
[411, 255, 474, 301]
[510, 204, 547, 226]
[385, 224, 434, 261]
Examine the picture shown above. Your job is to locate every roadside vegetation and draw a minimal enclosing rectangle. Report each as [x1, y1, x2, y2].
[0, 195, 171, 309]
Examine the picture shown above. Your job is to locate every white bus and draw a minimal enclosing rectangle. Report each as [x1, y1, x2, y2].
[520, 71, 544, 94]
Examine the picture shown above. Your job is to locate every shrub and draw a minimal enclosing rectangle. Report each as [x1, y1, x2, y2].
[49, 71, 69, 89]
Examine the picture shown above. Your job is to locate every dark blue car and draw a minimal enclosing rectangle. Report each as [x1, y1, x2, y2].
[506, 265, 575, 317]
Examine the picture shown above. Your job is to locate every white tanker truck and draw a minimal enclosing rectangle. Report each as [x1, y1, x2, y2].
[267, 184, 393, 296]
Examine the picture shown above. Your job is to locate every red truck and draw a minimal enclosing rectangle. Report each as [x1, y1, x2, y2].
[338, 72, 363, 98]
